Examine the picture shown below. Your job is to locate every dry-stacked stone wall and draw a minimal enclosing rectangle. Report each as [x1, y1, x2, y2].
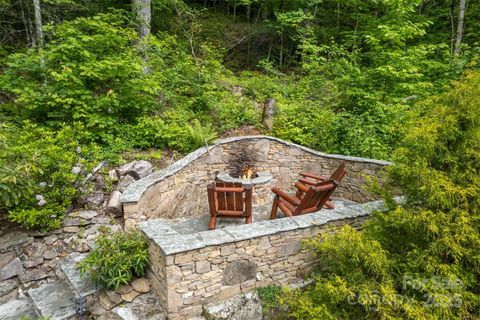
[140, 200, 389, 319]
[122, 136, 390, 230]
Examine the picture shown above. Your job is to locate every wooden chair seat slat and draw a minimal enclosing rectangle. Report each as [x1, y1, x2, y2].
[278, 201, 294, 217]
[217, 209, 245, 216]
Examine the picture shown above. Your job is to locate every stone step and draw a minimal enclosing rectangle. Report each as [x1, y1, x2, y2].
[0, 231, 34, 252]
[0, 298, 38, 320]
[60, 252, 99, 298]
[28, 281, 76, 320]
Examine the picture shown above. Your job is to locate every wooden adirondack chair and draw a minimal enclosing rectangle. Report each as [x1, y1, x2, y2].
[207, 182, 253, 230]
[295, 162, 346, 209]
[270, 180, 338, 219]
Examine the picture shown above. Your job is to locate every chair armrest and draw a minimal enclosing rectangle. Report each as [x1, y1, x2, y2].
[314, 180, 337, 192]
[294, 182, 309, 193]
[272, 187, 301, 206]
[299, 172, 328, 181]
[298, 178, 319, 186]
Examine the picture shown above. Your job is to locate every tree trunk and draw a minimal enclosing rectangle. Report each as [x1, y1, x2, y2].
[454, 0, 467, 55]
[336, 1, 341, 32]
[256, 4, 263, 23]
[132, 0, 151, 39]
[279, 32, 284, 68]
[262, 98, 276, 131]
[32, 0, 43, 48]
[267, 39, 272, 61]
[449, 0, 455, 54]
[20, 0, 33, 47]
[233, 0, 237, 20]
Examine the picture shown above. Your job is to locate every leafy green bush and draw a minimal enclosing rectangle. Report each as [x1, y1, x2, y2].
[125, 116, 169, 149]
[126, 115, 217, 152]
[257, 285, 282, 316]
[0, 122, 97, 230]
[273, 100, 339, 152]
[281, 71, 480, 319]
[200, 88, 260, 133]
[78, 230, 149, 290]
[0, 12, 161, 142]
[281, 227, 392, 320]
[186, 119, 218, 150]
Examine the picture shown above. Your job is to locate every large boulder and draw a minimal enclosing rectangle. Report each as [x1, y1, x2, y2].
[147, 183, 207, 219]
[205, 292, 263, 320]
[117, 175, 136, 192]
[0, 252, 15, 270]
[85, 191, 105, 208]
[116, 161, 153, 180]
[222, 260, 257, 286]
[0, 278, 18, 298]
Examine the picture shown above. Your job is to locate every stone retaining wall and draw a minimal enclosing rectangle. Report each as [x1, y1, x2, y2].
[122, 136, 390, 229]
[123, 136, 390, 230]
[140, 200, 387, 319]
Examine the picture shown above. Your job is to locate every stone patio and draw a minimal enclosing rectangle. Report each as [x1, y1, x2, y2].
[168, 198, 357, 235]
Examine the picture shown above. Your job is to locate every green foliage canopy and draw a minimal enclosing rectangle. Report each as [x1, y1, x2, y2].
[282, 70, 480, 319]
[1, 12, 161, 142]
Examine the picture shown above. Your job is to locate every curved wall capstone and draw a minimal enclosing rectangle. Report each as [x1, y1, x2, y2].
[122, 135, 391, 229]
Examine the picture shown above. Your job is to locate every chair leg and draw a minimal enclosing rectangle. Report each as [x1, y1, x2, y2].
[325, 196, 335, 209]
[208, 215, 217, 230]
[207, 184, 218, 229]
[270, 196, 279, 220]
[295, 190, 304, 200]
[245, 185, 253, 224]
[325, 201, 335, 209]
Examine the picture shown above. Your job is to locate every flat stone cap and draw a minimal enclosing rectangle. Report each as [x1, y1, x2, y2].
[139, 199, 397, 256]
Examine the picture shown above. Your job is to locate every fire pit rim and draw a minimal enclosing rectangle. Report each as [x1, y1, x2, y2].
[216, 171, 273, 185]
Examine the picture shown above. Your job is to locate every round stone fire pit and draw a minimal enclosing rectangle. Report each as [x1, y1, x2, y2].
[216, 171, 272, 185]
[216, 171, 273, 205]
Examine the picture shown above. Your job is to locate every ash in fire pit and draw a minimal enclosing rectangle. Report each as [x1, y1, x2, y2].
[217, 143, 273, 205]
[228, 145, 260, 180]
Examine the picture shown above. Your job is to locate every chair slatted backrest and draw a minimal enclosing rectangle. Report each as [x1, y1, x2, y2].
[215, 182, 244, 213]
[294, 180, 337, 215]
[330, 162, 346, 182]
[208, 182, 253, 229]
[299, 162, 346, 186]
